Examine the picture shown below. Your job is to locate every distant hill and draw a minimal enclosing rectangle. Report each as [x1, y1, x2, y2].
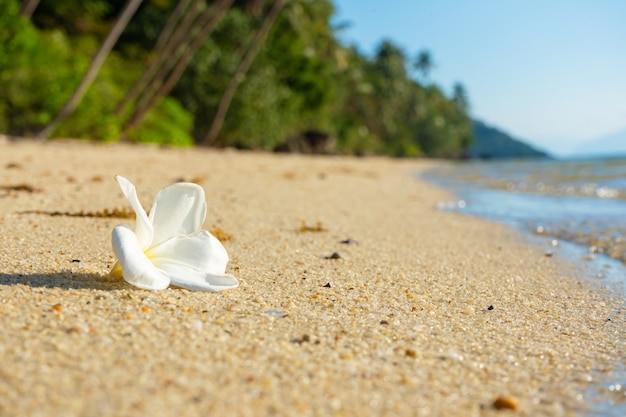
[466, 120, 550, 159]
[571, 127, 626, 157]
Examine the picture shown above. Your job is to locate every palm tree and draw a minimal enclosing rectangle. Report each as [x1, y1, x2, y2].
[115, 0, 201, 118]
[413, 49, 433, 84]
[202, 0, 288, 146]
[36, 0, 144, 138]
[19, 0, 40, 19]
[120, 0, 235, 136]
[452, 82, 469, 112]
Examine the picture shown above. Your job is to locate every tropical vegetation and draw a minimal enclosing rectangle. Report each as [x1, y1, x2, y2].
[0, 0, 474, 157]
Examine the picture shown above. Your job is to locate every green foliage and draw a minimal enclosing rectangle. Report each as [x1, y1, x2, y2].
[264, 0, 340, 129]
[126, 97, 194, 146]
[169, 7, 256, 143]
[0, 0, 194, 142]
[53, 41, 133, 141]
[0, 23, 81, 134]
[31, 0, 113, 35]
[218, 65, 297, 149]
[1, 0, 474, 157]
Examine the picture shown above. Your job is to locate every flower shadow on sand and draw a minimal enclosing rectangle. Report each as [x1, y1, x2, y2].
[0, 272, 131, 291]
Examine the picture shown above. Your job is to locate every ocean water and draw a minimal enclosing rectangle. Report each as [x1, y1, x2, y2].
[422, 156, 626, 285]
[422, 156, 626, 415]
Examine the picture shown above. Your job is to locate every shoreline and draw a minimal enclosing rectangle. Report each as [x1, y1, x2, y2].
[1, 139, 625, 416]
[421, 157, 626, 268]
[420, 164, 626, 295]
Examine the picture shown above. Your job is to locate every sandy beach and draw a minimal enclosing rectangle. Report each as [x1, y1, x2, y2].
[0, 139, 624, 417]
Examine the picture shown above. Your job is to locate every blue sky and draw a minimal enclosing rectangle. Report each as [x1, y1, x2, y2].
[331, 0, 626, 156]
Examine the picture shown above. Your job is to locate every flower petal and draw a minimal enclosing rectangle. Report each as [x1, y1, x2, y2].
[115, 176, 153, 249]
[112, 224, 170, 290]
[155, 260, 239, 292]
[147, 231, 237, 291]
[148, 231, 229, 275]
[148, 182, 207, 246]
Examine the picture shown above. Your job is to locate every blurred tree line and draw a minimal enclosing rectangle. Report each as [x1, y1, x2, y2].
[0, 0, 473, 157]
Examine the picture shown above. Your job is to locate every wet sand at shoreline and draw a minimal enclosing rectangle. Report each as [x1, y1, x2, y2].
[0, 139, 624, 416]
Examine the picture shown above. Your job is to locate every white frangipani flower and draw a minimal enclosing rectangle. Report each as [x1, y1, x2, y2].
[110, 176, 238, 291]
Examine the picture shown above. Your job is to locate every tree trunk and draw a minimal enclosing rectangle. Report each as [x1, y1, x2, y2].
[154, 0, 195, 52]
[122, 0, 234, 134]
[127, 0, 223, 119]
[37, 0, 144, 139]
[115, 0, 202, 117]
[202, 0, 287, 146]
[19, 0, 40, 19]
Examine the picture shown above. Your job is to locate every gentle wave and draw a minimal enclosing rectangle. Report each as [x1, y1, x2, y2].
[423, 156, 626, 265]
